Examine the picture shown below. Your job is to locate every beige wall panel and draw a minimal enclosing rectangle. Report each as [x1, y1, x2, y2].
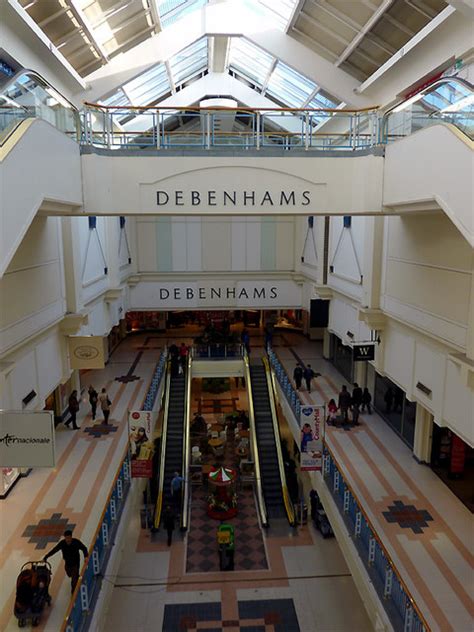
[387, 216, 472, 271]
[201, 218, 231, 271]
[275, 219, 295, 270]
[136, 220, 158, 272]
[384, 260, 470, 326]
[7, 217, 60, 272]
[0, 262, 61, 327]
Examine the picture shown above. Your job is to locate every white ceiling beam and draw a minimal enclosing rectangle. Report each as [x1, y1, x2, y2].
[445, 0, 474, 19]
[300, 10, 351, 47]
[165, 60, 176, 93]
[286, 0, 306, 32]
[261, 58, 278, 94]
[149, 0, 163, 32]
[310, 0, 359, 32]
[302, 85, 321, 107]
[80, 3, 370, 107]
[292, 26, 338, 62]
[39, 7, 69, 28]
[356, 5, 456, 93]
[336, 0, 393, 66]
[209, 35, 230, 73]
[67, 0, 110, 62]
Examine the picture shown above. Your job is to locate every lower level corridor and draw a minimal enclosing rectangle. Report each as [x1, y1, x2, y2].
[1, 332, 472, 631]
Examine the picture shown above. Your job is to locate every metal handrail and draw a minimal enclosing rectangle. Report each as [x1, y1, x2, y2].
[262, 356, 296, 527]
[180, 353, 192, 530]
[243, 352, 268, 528]
[1, 69, 78, 111]
[84, 102, 379, 114]
[324, 442, 430, 631]
[153, 361, 172, 529]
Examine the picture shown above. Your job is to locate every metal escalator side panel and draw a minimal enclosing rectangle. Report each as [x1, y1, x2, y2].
[181, 354, 193, 531]
[244, 353, 268, 528]
[154, 361, 172, 529]
[262, 356, 296, 526]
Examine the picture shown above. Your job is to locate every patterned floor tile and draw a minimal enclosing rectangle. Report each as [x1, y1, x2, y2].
[382, 500, 433, 534]
[238, 599, 300, 632]
[22, 513, 76, 549]
[82, 423, 118, 438]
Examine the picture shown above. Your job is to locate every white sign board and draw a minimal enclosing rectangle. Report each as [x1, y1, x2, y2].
[0, 411, 55, 467]
[300, 405, 325, 471]
[129, 280, 303, 310]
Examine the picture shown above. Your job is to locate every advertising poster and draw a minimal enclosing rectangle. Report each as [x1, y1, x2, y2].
[300, 405, 325, 471]
[128, 410, 154, 478]
[0, 411, 55, 467]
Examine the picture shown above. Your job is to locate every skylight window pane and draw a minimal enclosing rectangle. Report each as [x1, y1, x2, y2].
[169, 38, 207, 86]
[98, 88, 130, 107]
[158, 0, 207, 28]
[241, 0, 297, 30]
[228, 38, 275, 87]
[308, 90, 340, 110]
[266, 61, 317, 108]
[123, 64, 170, 106]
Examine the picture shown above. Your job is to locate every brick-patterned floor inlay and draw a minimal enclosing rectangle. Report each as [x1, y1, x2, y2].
[115, 350, 142, 383]
[383, 500, 433, 534]
[186, 432, 267, 574]
[162, 599, 300, 631]
[83, 423, 118, 438]
[22, 513, 76, 549]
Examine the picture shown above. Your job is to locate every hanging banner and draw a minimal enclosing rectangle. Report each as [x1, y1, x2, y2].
[69, 336, 105, 369]
[128, 410, 154, 478]
[0, 411, 55, 467]
[300, 405, 325, 471]
[352, 343, 375, 362]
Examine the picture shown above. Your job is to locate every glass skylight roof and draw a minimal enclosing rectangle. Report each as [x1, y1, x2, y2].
[266, 61, 317, 108]
[98, 88, 131, 108]
[241, 0, 297, 30]
[169, 38, 208, 85]
[308, 90, 340, 110]
[158, 0, 208, 28]
[122, 63, 170, 106]
[228, 39, 275, 87]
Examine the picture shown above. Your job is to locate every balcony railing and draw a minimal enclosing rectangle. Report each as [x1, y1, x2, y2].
[191, 343, 245, 358]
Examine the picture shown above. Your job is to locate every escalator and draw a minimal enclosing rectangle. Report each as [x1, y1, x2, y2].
[248, 358, 295, 525]
[154, 364, 186, 529]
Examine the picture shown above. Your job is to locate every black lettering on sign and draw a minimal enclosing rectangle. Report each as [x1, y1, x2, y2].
[174, 288, 181, 299]
[238, 288, 249, 299]
[186, 288, 194, 299]
[175, 191, 184, 205]
[191, 191, 201, 205]
[261, 191, 274, 205]
[157, 191, 169, 205]
[210, 288, 221, 298]
[270, 287, 278, 298]
[280, 191, 295, 205]
[224, 191, 236, 206]
[159, 289, 170, 299]
[253, 288, 265, 298]
[302, 191, 311, 206]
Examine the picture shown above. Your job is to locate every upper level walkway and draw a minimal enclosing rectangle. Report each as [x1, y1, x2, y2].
[275, 333, 474, 632]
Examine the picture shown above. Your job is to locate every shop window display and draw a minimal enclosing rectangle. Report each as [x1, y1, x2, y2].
[374, 374, 416, 449]
[0, 467, 20, 498]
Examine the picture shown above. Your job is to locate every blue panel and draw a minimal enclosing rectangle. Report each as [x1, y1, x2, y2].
[88, 216, 97, 230]
[308, 216, 314, 228]
[119, 216, 126, 228]
[343, 215, 351, 228]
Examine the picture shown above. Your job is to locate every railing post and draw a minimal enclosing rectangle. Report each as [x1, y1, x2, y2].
[256, 111, 261, 150]
[156, 111, 160, 150]
[343, 488, 350, 512]
[206, 112, 211, 149]
[354, 511, 362, 536]
[110, 497, 116, 521]
[368, 536, 376, 564]
[384, 565, 393, 598]
[117, 477, 123, 499]
[304, 112, 310, 150]
[404, 603, 414, 632]
[80, 583, 89, 611]
[333, 470, 340, 492]
[92, 549, 100, 575]
[323, 453, 330, 476]
[101, 522, 109, 546]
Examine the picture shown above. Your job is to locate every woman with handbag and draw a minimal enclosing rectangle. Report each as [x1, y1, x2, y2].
[98, 388, 112, 424]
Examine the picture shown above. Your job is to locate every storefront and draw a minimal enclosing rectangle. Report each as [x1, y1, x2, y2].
[431, 425, 474, 512]
[0, 467, 20, 498]
[373, 372, 416, 448]
[329, 334, 353, 383]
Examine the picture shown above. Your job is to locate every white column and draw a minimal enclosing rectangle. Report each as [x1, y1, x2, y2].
[413, 404, 433, 463]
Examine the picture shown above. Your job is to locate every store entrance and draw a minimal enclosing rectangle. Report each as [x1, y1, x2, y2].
[430, 425, 474, 513]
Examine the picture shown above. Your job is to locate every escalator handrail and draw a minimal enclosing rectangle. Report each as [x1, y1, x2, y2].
[153, 360, 172, 529]
[262, 356, 296, 527]
[244, 352, 268, 528]
[180, 353, 192, 530]
[0, 69, 78, 111]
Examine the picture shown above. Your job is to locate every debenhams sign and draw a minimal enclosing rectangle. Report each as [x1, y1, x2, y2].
[156, 189, 311, 208]
[129, 281, 302, 309]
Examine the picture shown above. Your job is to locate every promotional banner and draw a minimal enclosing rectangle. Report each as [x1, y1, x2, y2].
[128, 410, 154, 478]
[0, 411, 55, 467]
[69, 336, 105, 369]
[300, 405, 325, 471]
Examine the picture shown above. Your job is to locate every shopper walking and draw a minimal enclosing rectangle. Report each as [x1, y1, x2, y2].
[65, 390, 80, 429]
[162, 505, 176, 546]
[361, 387, 372, 414]
[303, 364, 315, 393]
[170, 471, 184, 513]
[99, 388, 112, 424]
[338, 385, 351, 422]
[43, 530, 88, 593]
[293, 364, 303, 390]
[88, 385, 98, 421]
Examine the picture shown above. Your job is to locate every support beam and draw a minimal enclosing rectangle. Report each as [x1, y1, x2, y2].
[336, 0, 394, 66]
[261, 58, 278, 94]
[209, 36, 230, 73]
[445, 0, 474, 20]
[286, 0, 306, 32]
[356, 6, 456, 93]
[67, 0, 110, 62]
[300, 10, 352, 48]
[403, 0, 436, 20]
[165, 60, 176, 93]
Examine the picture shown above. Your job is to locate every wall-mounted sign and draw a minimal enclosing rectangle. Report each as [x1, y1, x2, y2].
[129, 280, 303, 310]
[0, 411, 55, 467]
[128, 410, 154, 478]
[300, 405, 325, 471]
[69, 336, 105, 369]
[139, 166, 327, 214]
[352, 343, 375, 362]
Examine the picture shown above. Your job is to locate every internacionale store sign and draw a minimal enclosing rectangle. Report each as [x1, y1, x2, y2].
[0, 410, 55, 467]
[128, 280, 303, 310]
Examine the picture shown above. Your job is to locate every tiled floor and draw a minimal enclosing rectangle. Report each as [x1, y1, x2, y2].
[4, 330, 470, 632]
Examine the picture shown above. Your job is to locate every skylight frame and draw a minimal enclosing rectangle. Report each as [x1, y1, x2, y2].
[265, 60, 318, 108]
[228, 38, 275, 89]
[168, 37, 208, 86]
[122, 63, 171, 106]
[157, 0, 208, 28]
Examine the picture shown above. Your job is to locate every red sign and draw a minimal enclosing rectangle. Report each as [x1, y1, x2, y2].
[450, 435, 466, 475]
[131, 459, 153, 478]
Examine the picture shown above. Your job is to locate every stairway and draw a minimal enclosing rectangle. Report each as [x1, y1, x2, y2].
[161, 373, 185, 516]
[249, 362, 286, 519]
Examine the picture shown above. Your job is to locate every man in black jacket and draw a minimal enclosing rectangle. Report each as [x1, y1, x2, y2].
[43, 530, 88, 593]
